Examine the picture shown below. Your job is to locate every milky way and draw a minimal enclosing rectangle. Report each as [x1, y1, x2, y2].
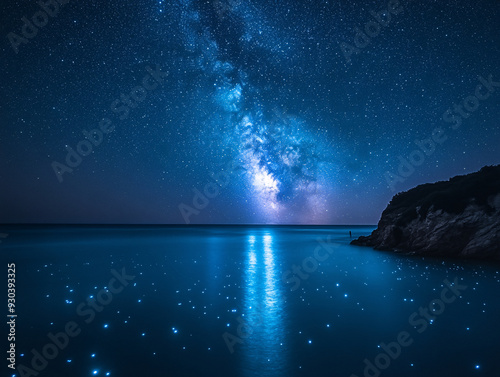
[1, 0, 499, 224]
[167, 0, 334, 223]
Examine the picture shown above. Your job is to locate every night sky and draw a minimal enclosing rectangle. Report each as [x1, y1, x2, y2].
[1, 0, 499, 224]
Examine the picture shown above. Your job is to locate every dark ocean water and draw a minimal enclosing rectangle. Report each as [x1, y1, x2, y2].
[2, 225, 499, 377]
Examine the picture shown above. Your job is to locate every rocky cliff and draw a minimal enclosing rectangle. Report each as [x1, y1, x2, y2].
[351, 165, 500, 260]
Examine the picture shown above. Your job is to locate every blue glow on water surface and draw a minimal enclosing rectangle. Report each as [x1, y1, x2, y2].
[3, 225, 499, 376]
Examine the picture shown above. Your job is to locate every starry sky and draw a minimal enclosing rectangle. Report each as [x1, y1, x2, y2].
[0, 0, 499, 224]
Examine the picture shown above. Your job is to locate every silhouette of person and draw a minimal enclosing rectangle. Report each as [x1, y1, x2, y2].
[349, 231, 352, 238]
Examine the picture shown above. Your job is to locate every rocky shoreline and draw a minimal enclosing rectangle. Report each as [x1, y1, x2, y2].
[351, 165, 500, 260]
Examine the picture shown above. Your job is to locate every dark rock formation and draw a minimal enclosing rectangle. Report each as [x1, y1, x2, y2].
[351, 165, 500, 259]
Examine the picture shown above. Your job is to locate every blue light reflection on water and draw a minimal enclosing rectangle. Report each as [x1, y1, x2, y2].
[3, 225, 500, 377]
[241, 231, 289, 376]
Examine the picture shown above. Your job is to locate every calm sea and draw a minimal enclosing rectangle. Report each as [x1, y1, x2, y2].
[2, 225, 499, 377]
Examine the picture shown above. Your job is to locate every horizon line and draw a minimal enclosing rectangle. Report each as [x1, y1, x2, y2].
[0, 223, 377, 227]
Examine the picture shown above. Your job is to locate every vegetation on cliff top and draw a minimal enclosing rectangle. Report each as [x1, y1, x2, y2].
[385, 165, 500, 227]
